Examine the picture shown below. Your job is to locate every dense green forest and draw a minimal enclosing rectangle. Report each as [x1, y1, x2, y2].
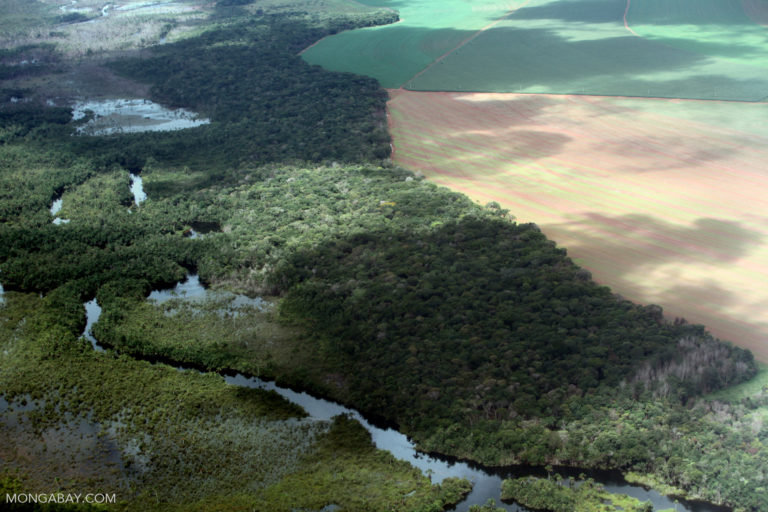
[1, 0, 766, 511]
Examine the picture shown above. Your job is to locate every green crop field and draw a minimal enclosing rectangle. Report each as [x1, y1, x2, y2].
[300, 0, 528, 88]
[303, 0, 768, 100]
[627, 0, 768, 69]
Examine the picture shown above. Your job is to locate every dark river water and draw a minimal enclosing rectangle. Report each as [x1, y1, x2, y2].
[79, 277, 731, 512]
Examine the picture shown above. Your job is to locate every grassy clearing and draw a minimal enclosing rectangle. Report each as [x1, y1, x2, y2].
[708, 363, 768, 402]
[388, 89, 768, 362]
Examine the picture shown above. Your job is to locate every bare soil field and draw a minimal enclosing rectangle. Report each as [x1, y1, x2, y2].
[388, 89, 768, 362]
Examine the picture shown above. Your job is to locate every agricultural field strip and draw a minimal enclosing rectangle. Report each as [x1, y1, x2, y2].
[401, 0, 533, 89]
[300, 0, 532, 88]
[400, 0, 768, 100]
[626, 0, 768, 73]
[386, 89, 768, 362]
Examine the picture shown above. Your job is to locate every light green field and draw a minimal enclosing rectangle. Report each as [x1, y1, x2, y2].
[709, 363, 768, 402]
[303, 0, 768, 100]
[628, 0, 768, 70]
[301, 0, 527, 88]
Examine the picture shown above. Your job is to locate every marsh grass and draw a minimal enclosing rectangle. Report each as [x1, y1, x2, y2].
[95, 294, 304, 377]
[1, 289, 466, 510]
[56, 170, 134, 221]
[0, 0, 56, 40]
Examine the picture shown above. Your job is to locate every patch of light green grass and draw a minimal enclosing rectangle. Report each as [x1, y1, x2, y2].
[707, 362, 768, 402]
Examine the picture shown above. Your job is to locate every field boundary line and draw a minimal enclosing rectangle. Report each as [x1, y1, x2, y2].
[623, 0, 640, 37]
[400, 0, 532, 89]
[387, 88, 763, 104]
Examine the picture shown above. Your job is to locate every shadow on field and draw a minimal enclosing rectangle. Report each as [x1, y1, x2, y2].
[440, 129, 572, 171]
[509, 0, 628, 24]
[541, 213, 768, 346]
[409, 23, 768, 99]
[387, 4, 768, 100]
[511, 0, 762, 26]
[588, 133, 740, 173]
[548, 214, 764, 272]
[300, 0, 768, 99]
[655, 281, 768, 354]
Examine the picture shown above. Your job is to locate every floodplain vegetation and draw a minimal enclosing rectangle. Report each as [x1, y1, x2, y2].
[0, 0, 766, 511]
[501, 476, 657, 512]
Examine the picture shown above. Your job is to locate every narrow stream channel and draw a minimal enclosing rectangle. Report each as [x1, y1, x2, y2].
[80, 278, 731, 512]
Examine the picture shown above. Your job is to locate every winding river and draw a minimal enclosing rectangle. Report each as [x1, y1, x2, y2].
[80, 278, 730, 512]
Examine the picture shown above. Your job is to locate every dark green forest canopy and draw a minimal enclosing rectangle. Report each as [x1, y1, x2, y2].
[98, 13, 395, 169]
[0, 3, 765, 511]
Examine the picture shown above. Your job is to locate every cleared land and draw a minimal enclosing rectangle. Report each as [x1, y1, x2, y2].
[388, 89, 768, 362]
[303, 0, 768, 100]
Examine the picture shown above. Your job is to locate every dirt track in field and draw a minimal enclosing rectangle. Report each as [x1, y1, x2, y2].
[387, 89, 768, 362]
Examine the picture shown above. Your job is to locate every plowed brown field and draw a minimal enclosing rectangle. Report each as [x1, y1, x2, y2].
[388, 89, 768, 362]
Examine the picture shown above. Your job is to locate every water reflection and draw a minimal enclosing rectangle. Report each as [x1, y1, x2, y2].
[50, 196, 70, 224]
[72, 98, 209, 136]
[82, 299, 105, 352]
[147, 274, 266, 312]
[129, 173, 147, 206]
[50, 197, 63, 216]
